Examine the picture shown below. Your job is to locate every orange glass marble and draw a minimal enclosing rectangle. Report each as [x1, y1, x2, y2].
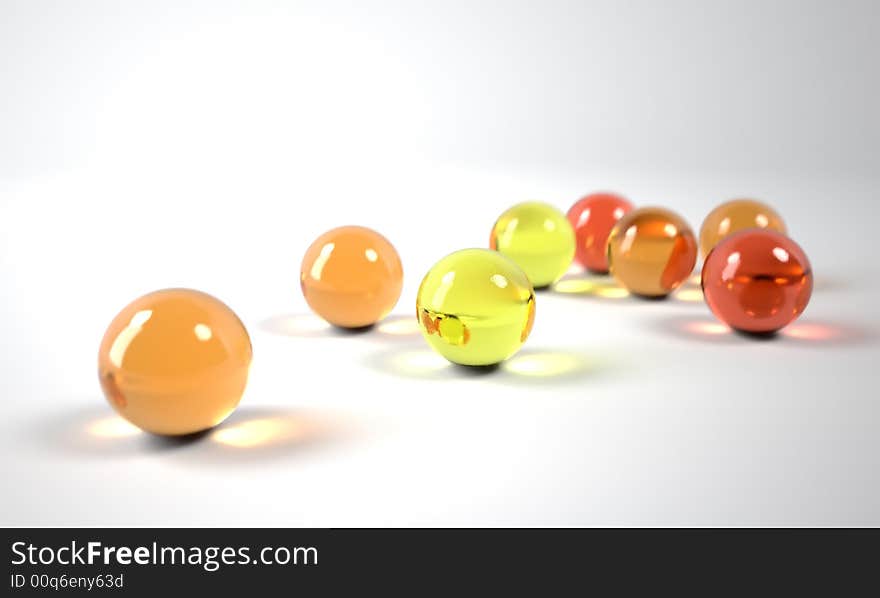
[301, 225, 403, 328]
[567, 192, 634, 273]
[607, 207, 698, 297]
[98, 289, 252, 436]
[702, 229, 812, 333]
[700, 199, 786, 259]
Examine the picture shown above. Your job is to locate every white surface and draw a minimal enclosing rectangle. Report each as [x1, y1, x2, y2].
[1, 0, 879, 526]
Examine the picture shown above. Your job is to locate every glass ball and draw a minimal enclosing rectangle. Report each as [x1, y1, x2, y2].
[98, 289, 252, 436]
[607, 207, 697, 297]
[417, 249, 535, 366]
[700, 198, 786, 259]
[301, 225, 403, 328]
[490, 201, 575, 288]
[566, 192, 634, 273]
[702, 229, 812, 333]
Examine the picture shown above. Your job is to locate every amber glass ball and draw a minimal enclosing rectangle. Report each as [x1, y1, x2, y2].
[699, 199, 786, 259]
[98, 289, 252, 436]
[301, 226, 403, 328]
[607, 207, 697, 297]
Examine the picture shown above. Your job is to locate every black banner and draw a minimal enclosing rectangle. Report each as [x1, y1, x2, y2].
[1, 528, 876, 594]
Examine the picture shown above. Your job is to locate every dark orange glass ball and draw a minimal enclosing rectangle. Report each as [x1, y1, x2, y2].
[607, 207, 697, 297]
[701, 230, 813, 333]
[566, 192, 634, 273]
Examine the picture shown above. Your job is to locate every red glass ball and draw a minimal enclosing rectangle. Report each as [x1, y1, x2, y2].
[566, 192, 634, 273]
[702, 229, 813, 333]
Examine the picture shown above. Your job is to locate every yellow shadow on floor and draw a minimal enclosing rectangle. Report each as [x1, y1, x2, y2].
[502, 351, 589, 378]
[42, 405, 356, 465]
[552, 276, 630, 299]
[211, 415, 312, 449]
[362, 344, 611, 386]
[375, 315, 422, 338]
[87, 415, 141, 439]
[553, 272, 706, 306]
[672, 287, 704, 303]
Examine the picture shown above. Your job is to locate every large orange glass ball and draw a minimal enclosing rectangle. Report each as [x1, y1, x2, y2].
[607, 207, 697, 297]
[98, 289, 252, 436]
[699, 198, 786, 259]
[300, 226, 403, 328]
[567, 192, 634, 273]
[702, 229, 812, 333]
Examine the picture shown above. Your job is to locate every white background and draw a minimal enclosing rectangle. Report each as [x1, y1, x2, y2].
[1, 0, 878, 525]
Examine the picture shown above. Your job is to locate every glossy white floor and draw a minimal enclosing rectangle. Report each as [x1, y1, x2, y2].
[2, 159, 878, 526]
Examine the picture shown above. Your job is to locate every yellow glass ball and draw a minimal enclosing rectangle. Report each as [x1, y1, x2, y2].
[699, 198, 787, 259]
[98, 289, 252, 436]
[416, 249, 536, 366]
[490, 201, 575, 288]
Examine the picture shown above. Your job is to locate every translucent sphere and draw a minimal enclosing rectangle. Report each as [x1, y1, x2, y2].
[301, 226, 403, 328]
[417, 249, 535, 366]
[567, 192, 634, 273]
[702, 229, 812, 333]
[98, 289, 252, 436]
[607, 207, 698, 297]
[490, 201, 575, 288]
[700, 199, 786, 259]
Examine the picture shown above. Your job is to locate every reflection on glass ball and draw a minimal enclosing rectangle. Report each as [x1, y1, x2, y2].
[98, 289, 252, 436]
[490, 201, 575, 288]
[301, 225, 403, 328]
[417, 249, 535, 366]
[567, 192, 634, 273]
[700, 198, 786, 259]
[702, 229, 812, 333]
[607, 207, 697, 297]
